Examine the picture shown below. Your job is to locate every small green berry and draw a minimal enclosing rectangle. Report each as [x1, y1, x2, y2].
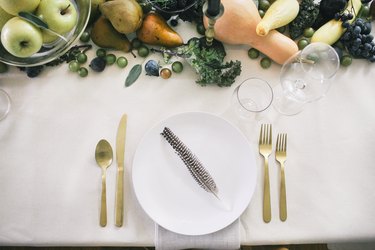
[69, 60, 80, 72]
[79, 31, 90, 43]
[96, 48, 106, 57]
[105, 53, 116, 65]
[298, 38, 309, 50]
[260, 57, 272, 69]
[258, 10, 265, 18]
[78, 67, 88, 77]
[137, 45, 149, 57]
[76, 53, 87, 64]
[259, 0, 270, 11]
[0, 62, 9, 73]
[340, 55, 352, 67]
[248, 48, 260, 59]
[171, 61, 183, 73]
[303, 27, 315, 38]
[116, 56, 128, 68]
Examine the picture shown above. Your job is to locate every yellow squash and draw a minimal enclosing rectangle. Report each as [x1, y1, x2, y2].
[311, 0, 362, 45]
[256, 0, 299, 36]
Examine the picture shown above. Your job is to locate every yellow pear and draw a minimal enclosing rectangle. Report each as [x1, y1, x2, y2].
[90, 16, 131, 52]
[100, 0, 143, 34]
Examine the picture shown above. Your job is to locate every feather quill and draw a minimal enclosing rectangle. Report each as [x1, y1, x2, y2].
[161, 127, 219, 199]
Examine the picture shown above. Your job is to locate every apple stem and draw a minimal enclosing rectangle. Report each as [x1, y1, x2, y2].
[61, 4, 71, 15]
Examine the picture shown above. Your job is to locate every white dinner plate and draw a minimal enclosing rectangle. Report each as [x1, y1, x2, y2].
[132, 112, 257, 235]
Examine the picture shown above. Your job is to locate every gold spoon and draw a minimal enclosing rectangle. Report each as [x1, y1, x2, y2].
[95, 139, 113, 227]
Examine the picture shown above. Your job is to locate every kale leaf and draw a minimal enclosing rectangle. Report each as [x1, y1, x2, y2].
[177, 37, 242, 87]
[289, 0, 320, 40]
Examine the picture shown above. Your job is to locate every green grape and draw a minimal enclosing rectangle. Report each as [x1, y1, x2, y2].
[78, 67, 88, 77]
[0, 62, 9, 73]
[258, 9, 265, 18]
[76, 53, 87, 64]
[96, 48, 106, 57]
[116, 56, 128, 68]
[105, 54, 116, 65]
[137, 45, 149, 57]
[69, 60, 80, 72]
[260, 57, 272, 69]
[172, 61, 183, 73]
[298, 38, 309, 50]
[79, 31, 90, 43]
[248, 48, 260, 59]
[259, 0, 270, 11]
[303, 27, 315, 38]
[340, 55, 352, 67]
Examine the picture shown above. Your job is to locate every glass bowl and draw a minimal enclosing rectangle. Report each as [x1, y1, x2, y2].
[0, 0, 91, 67]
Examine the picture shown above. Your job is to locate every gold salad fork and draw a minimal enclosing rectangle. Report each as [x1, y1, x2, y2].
[259, 124, 272, 223]
[276, 133, 287, 221]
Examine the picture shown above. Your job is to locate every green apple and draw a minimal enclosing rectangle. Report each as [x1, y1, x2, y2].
[36, 0, 78, 35]
[0, 6, 14, 30]
[0, 0, 40, 16]
[1, 17, 43, 58]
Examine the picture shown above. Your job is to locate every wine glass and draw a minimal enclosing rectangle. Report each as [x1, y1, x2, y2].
[224, 77, 273, 120]
[273, 42, 340, 116]
[0, 89, 11, 121]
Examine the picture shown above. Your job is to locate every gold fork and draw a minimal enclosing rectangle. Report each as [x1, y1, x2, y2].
[259, 124, 272, 223]
[276, 133, 287, 221]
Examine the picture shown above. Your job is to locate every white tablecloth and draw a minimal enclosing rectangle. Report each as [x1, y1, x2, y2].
[1, 23, 375, 246]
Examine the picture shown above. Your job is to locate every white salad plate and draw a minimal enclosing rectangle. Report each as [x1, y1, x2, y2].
[132, 112, 257, 235]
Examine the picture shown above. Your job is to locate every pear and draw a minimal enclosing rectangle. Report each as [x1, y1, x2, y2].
[100, 0, 143, 34]
[89, 0, 105, 24]
[136, 13, 183, 48]
[90, 16, 131, 52]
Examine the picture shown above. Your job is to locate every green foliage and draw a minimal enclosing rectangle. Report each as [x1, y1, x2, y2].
[288, 0, 319, 40]
[176, 37, 242, 87]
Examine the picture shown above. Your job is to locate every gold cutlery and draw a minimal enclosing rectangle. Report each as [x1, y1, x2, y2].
[95, 139, 113, 227]
[115, 114, 128, 227]
[276, 133, 287, 221]
[259, 124, 272, 223]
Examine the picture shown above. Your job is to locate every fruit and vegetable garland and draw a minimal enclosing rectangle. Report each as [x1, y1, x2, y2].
[0, 0, 374, 86]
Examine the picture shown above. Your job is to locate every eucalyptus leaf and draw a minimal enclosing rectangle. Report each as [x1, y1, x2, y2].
[18, 11, 68, 42]
[125, 64, 142, 87]
[18, 11, 49, 29]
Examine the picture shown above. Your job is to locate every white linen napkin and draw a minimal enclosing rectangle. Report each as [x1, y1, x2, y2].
[155, 219, 240, 250]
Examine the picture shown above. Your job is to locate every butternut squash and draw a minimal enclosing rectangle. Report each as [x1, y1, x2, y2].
[256, 0, 299, 36]
[203, 0, 298, 65]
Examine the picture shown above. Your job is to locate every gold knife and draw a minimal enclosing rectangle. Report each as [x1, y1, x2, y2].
[115, 114, 127, 227]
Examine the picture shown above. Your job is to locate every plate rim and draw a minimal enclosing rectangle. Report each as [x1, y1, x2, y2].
[132, 111, 257, 235]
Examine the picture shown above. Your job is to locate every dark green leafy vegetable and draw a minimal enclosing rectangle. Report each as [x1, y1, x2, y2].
[125, 64, 142, 87]
[152, 37, 241, 87]
[289, 0, 320, 40]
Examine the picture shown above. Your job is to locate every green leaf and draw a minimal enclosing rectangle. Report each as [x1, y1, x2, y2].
[125, 64, 142, 87]
[18, 11, 68, 42]
[18, 11, 49, 29]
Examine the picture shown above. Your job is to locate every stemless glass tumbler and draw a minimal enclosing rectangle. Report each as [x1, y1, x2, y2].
[231, 77, 274, 120]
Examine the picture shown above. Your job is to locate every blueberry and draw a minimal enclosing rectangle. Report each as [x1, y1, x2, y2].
[89, 57, 106, 72]
[25, 66, 43, 78]
[145, 60, 160, 76]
